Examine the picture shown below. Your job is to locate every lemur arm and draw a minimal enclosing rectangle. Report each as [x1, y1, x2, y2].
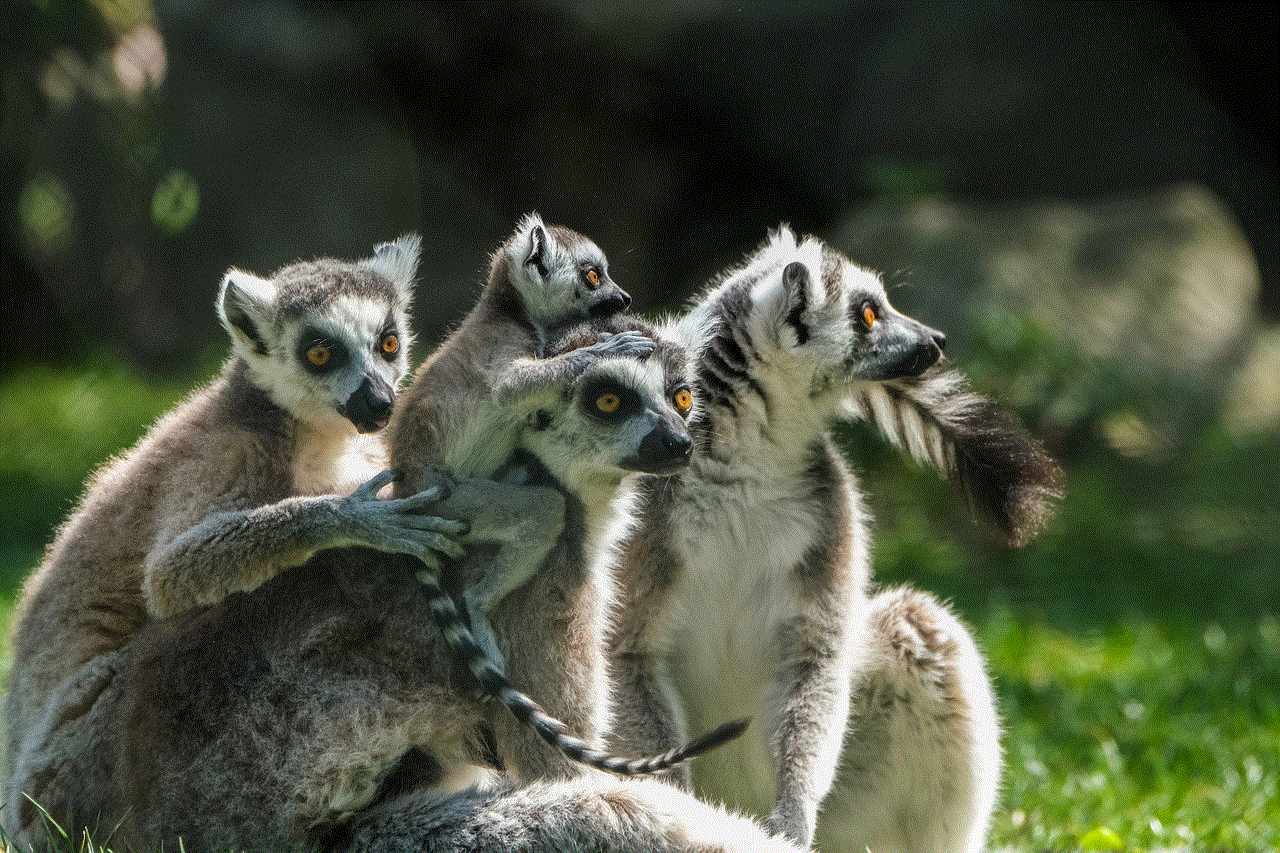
[491, 331, 655, 408]
[143, 470, 466, 618]
[765, 605, 857, 848]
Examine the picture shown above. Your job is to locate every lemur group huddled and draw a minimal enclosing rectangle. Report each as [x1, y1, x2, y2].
[2, 215, 1061, 853]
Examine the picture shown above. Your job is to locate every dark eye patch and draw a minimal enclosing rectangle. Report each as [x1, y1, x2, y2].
[580, 377, 640, 424]
[296, 326, 348, 375]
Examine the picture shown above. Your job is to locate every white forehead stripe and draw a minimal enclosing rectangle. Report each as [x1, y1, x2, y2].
[591, 357, 670, 396]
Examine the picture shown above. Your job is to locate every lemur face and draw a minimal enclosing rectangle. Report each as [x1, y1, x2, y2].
[506, 213, 631, 327]
[524, 323, 695, 489]
[218, 235, 419, 433]
[747, 231, 946, 390]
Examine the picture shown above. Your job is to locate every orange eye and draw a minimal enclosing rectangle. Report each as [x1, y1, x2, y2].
[307, 345, 331, 367]
[673, 388, 692, 412]
[586, 268, 600, 287]
[381, 334, 399, 355]
[862, 303, 877, 329]
[596, 393, 621, 414]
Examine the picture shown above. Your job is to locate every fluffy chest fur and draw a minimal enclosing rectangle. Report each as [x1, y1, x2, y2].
[662, 473, 820, 695]
[291, 427, 385, 495]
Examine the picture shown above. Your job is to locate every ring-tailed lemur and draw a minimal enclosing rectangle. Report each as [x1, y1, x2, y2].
[606, 228, 1062, 852]
[387, 213, 645, 664]
[386, 216, 745, 776]
[36, 322, 742, 851]
[3, 237, 473, 840]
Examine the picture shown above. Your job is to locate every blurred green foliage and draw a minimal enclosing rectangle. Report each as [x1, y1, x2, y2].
[0, 355, 194, 591]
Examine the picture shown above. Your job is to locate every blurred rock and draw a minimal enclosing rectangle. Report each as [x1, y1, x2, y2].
[1225, 327, 1280, 442]
[830, 184, 1261, 439]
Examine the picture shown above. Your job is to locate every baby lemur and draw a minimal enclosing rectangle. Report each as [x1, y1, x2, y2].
[29, 320, 727, 851]
[2, 236, 467, 836]
[387, 212, 644, 661]
[606, 228, 1061, 852]
[386, 215, 745, 776]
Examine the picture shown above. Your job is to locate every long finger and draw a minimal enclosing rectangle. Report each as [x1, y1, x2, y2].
[397, 515, 470, 535]
[420, 533, 467, 561]
[389, 484, 450, 510]
[352, 468, 401, 500]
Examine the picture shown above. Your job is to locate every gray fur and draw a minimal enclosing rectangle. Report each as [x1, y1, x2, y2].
[607, 228, 1055, 850]
[1, 238, 470, 846]
[334, 777, 804, 853]
[386, 213, 638, 653]
[7, 330, 747, 851]
[386, 217, 741, 775]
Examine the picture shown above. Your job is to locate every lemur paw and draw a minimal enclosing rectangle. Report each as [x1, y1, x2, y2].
[344, 472, 468, 562]
[584, 331, 656, 361]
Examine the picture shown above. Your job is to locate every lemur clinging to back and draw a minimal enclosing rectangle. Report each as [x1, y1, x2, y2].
[386, 216, 745, 776]
[48, 319, 743, 851]
[3, 237, 475, 838]
[606, 228, 1062, 852]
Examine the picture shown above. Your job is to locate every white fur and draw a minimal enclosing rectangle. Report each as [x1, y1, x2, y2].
[622, 229, 1002, 852]
[359, 233, 422, 302]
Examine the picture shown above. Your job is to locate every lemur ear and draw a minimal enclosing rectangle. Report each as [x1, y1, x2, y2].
[782, 260, 811, 312]
[218, 269, 277, 357]
[765, 260, 813, 346]
[361, 233, 421, 302]
[512, 212, 549, 282]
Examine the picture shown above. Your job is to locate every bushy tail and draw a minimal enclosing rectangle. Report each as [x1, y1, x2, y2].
[847, 366, 1064, 547]
[419, 573, 749, 775]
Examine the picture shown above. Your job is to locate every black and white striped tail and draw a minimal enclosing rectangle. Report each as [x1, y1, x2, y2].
[848, 366, 1064, 547]
[420, 574, 749, 775]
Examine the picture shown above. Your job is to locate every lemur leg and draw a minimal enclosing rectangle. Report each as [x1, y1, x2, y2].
[491, 331, 656, 408]
[336, 777, 806, 853]
[144, 469, 467, 618]
[606, 652, 693, 788]
[3, 650, 125, 849]
[413, 475, 568, 671]
[764, 610, 860, 849]
[817, 587, 1001, 853]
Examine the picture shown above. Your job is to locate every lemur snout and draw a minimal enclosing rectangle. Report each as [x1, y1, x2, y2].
[589, 289, 631, 317]
[341, 374, 395, 432]
[631, 421, 693, 475]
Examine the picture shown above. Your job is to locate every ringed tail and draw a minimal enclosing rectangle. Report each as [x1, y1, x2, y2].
[848, 366, 1063, 547]
[420, 571, 749, 775]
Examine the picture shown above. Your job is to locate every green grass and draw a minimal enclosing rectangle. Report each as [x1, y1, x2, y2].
[2, 360, 1277, 852]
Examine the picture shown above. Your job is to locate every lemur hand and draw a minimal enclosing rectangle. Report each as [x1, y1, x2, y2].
[340, 469, 468, 567]
[582, 330, 656, 361]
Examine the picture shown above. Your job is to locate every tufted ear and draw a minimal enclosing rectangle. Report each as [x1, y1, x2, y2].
[361, 233, 422, 302]
[509, 211, 550, 283]
[218, 269, 278, 357]
[774, 260, 815, 345]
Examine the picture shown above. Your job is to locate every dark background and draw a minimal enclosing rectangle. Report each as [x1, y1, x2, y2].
[2, 1, 1276, 367]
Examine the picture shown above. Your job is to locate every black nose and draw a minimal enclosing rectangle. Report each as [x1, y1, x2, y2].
[634, 424, 693, 474]
[342, 375, 394, 433]
[932, 331, 946, 352]
[588, 288, 631, 318]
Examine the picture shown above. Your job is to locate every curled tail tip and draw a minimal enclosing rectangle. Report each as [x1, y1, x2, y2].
[685, 716, 751, 756]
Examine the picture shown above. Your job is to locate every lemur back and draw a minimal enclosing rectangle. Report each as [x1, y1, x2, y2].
[606, 228, 1062, 849]
[3, 237, 472, 844]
